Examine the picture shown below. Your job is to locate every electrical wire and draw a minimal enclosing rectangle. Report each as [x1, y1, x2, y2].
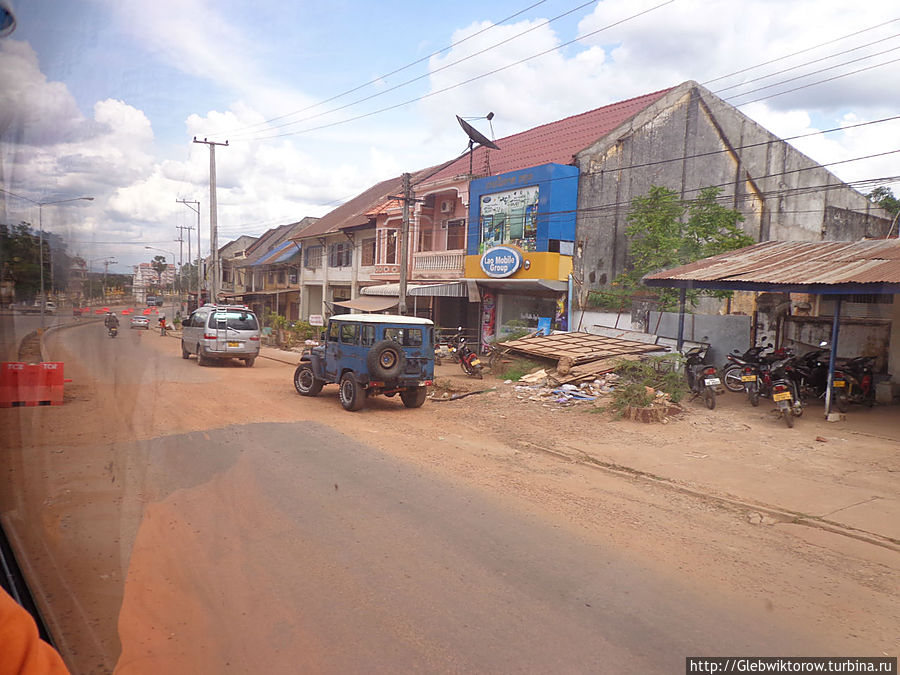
[226, 0, 598, 141]
[701, 16, 900, 86]
[237, 0, 675, 142]
[211, 0, 552, 137]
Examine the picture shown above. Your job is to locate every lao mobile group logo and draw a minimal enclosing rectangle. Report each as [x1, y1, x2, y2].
[480, 246, 523, 278]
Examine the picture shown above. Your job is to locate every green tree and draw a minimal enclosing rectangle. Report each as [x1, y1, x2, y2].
[592, 186, 753, 310]
[150, 255, 167, 292]
[867, 186, 900, 217]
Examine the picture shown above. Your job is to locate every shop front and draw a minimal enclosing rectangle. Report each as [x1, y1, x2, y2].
[464, 163, 577, 345]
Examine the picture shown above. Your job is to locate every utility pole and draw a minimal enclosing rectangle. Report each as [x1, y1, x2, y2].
[193, 137, 228, 303]
[177, 199, 200, 307]
[176, 224, 194, 301]
[389, 172, 421, 315]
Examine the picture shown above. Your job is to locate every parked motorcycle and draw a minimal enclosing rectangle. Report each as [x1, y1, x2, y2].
[841, 355, 876, 407]
[792, 342, 849, 413]
[768, 355, 804, 427]
[453, 329, 484, 379]
[722, 341, 772, 392]
[684, 345, 719, 410]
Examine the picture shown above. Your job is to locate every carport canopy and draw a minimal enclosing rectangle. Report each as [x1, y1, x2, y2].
[642, 239, 900, 417]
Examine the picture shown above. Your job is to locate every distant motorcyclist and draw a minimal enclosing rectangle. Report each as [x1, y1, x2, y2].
[104, 312, 119, 330]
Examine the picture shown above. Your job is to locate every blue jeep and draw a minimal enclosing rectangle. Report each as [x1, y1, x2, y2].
[293, 314, 435, 411]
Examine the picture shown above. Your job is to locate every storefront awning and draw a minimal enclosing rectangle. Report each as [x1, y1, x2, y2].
[333, 296, 399, 312]
[465, 278, 568, 293]
[360, 281, 470, 298]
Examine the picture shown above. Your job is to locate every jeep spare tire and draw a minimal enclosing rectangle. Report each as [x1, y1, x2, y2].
[367, 340, 406, 380]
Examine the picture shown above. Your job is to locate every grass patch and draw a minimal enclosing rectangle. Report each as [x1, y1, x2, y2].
[598, 355, 688, 416]
[494, 357, 543, 381]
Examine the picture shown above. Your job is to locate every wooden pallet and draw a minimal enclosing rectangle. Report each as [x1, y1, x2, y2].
[500, 331, 664, 365]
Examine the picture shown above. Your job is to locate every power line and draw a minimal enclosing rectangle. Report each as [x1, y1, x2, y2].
[701, 16, 900, 86]
[239, 0, 675, 142]
[713, 32, 900, 95]
[735, 54, 900, 106]
[227, 0, 598, 141]
[212, 0, 552, 138]
[723, 43, 900, 102]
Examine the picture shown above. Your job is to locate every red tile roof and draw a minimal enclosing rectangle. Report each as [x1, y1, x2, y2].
[426, 88, 673, 183]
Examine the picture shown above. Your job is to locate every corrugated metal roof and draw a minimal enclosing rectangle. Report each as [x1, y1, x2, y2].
[360, 282, 469, 298]
[643, 240, 900, 292]
[252, 240, 295, 266]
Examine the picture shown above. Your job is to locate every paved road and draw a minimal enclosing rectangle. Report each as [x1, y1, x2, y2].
[9, 322, 838, 674]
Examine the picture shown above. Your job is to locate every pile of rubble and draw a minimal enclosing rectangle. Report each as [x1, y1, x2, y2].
[509, 369, 620, 407]
[509, 367, 683, 421]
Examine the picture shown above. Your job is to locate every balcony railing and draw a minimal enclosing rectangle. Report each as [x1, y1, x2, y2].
[412, 249, 465, 275]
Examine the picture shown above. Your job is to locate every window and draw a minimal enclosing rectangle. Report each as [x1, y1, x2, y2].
[383, 327, 423, 346]
[329, 242, 351, 267]
[447, 219, 466, 250]
[208, 311, 259, 331]
[277, 270, 286, 284]
[383, 229, 398, 264]
[305, 245, 323, 268]
[361, 238, 375, 266]
[339, 322, 358, 344]
[328, 321, 340, 341]
[360, 324, 376, 346]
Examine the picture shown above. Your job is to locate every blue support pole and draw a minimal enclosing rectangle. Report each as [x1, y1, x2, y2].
[824, 295, 842, 418]
[676, 288, 687, 352]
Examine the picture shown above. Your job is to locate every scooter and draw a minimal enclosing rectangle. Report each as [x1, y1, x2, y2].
[684, 345, 719, 410]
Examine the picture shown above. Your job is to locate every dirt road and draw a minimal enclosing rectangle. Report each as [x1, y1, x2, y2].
[1, 321, 897, 672]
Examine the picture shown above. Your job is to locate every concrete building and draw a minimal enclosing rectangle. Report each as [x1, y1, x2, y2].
[132, 262, 174, 304]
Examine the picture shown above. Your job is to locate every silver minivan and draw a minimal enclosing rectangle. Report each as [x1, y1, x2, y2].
[181, 304, 261, 367]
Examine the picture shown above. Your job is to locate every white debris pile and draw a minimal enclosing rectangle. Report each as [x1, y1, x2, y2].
[510, 370, 621, 406]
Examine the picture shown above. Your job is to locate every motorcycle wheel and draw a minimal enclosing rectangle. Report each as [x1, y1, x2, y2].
[835, 393, 849, 413]
[702, 387, 716, 410]
[722, 365, 744, 392]
[460, 359, 475, 376]
[747, 384, 759, 407]
[782, 409, 794, 428]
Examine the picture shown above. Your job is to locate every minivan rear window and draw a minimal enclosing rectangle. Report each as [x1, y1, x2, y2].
[208, 311, 259, 331]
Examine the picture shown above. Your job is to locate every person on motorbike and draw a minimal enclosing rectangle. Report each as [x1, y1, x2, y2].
[104, 312, 119, 330]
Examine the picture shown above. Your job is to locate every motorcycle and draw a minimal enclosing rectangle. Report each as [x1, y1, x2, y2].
[768, 355, 804, 428]
[841, 355, 876, 407]
[684, 345, 719, 410]
[453, 328, 483, 379]
[793, 342, 849, 413]
[108, 326, 118, 338]
[722, 340, 772, 392]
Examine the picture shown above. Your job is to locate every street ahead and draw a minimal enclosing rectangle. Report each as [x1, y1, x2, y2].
[0, 319, 885, 674]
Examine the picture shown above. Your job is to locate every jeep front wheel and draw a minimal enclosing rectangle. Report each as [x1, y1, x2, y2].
[367, 340, 406, 380]
[400, 387, 427, 409]
[294, 363, 322, 396]
[339, 373, 365, 411]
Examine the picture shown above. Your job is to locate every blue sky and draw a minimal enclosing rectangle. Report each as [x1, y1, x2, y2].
[2, 0, 899, 272]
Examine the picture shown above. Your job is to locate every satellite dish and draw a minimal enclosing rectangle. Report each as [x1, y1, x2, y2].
[456, 115, 500, 150]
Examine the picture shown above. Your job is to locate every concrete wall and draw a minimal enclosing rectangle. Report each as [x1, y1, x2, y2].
[573, 81, 892, 294]
[648, 311, 752, 366]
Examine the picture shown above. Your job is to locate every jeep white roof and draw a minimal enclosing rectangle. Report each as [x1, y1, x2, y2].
[329, 314, 433, 326]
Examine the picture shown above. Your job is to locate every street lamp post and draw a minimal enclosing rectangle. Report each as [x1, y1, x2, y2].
[145, 246, 177, 321]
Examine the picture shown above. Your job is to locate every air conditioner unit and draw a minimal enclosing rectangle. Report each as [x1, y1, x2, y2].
[440, 199, 455, 213]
